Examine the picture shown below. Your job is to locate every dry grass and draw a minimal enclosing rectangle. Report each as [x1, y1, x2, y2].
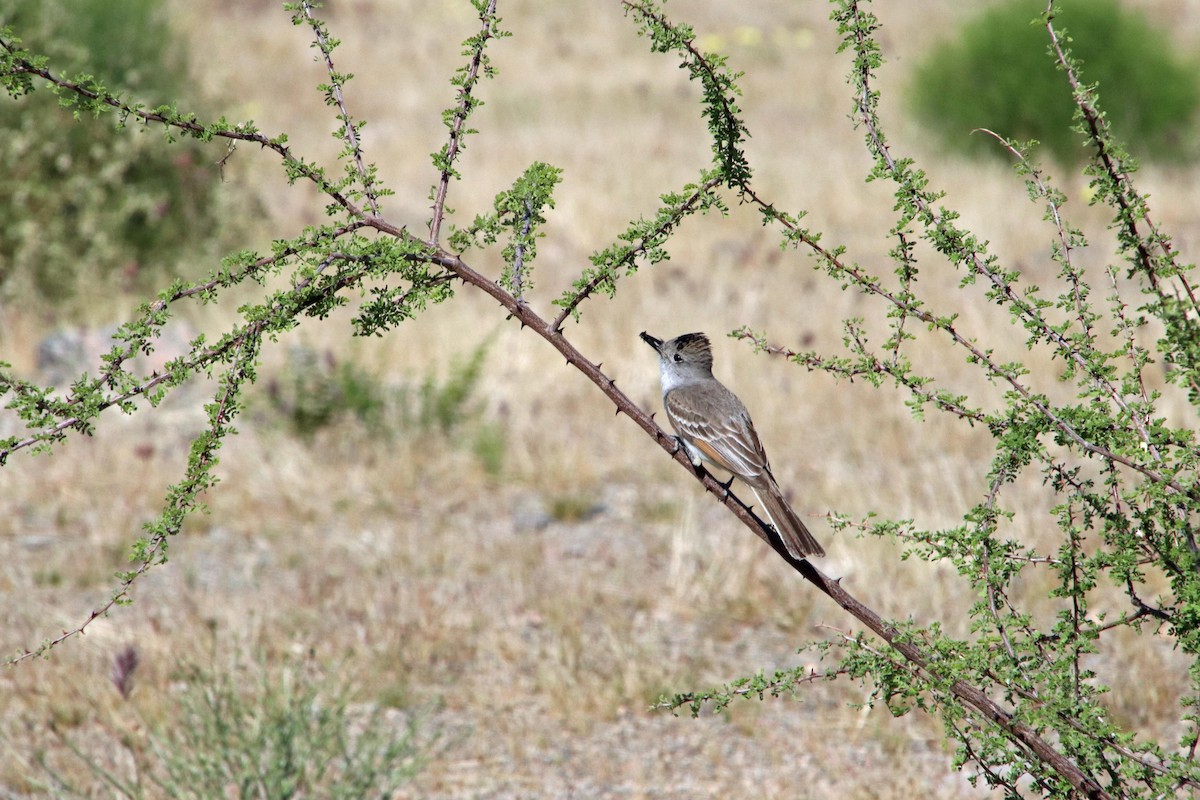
[3, 0, 1200, 796]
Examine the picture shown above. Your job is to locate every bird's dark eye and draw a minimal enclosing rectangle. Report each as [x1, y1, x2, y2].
[672, 353, 682, 362]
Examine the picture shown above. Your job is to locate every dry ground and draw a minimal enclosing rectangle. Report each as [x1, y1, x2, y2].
[3, 0, 1200, 797]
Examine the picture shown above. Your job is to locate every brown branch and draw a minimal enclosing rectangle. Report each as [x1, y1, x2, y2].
[0, 222, 369, 463]
[299, 1, 380, 216]
[550, 176, 722, 330]
[428, 0, 497, 246]
[0, 4, 1128, 789]
[365, 212, 1114, 799]
[739, 183, 1184, 497]
[0, 42, 364, 219]
[825, 628, 1099, 796]
[1042, 3, 1196, 313]
[7, 330, 259, 665]
[978, 659, 1200, 791]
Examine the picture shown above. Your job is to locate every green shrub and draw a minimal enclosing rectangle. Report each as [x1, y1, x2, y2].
[266, 346, 388, 437]
[6, 0, 187, 100]
[148, 657, 427, 799]
[909, 0, 1199, 163]
[36, 651, 430, 799]
[415, 342, 490, 433]
[0, 0, 238, 307]
[263, 342, 508, 473]
[410, 341, 508, 474]
[472, 421, 507, 477]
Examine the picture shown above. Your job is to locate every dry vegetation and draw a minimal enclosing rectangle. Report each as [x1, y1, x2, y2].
[3, 0, 1200, 796]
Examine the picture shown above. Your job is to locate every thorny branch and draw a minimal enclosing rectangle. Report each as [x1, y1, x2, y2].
[299, 0, 381, 215]
[10, 331, 260, 665]
[818, 623, 1097, 796]
[428, 0, 498, 246]
[550, 175, 723, 330]
[0, 221, 370, 463]
[738, 183, 1184, 497]
[1042, 3, 1195, 308]
[0, 38, 363, 218]
[841, 1, 1174, 486]
[368, 209, 1115, 800]
[511, 197, 533, 302]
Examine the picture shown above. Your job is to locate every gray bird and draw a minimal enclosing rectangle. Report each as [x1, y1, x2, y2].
[641, 331, 824, 559]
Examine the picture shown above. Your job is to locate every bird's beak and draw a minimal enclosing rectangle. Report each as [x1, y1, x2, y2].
[639, 331, 663, 351]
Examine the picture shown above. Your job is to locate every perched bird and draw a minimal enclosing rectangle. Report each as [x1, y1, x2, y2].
[641, 331, 824, 559]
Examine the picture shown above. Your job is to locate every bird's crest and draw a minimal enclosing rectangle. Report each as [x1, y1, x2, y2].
[674, 332, 711, 357]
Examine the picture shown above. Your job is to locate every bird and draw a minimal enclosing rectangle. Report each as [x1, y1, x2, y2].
[640, 331, 824, 559]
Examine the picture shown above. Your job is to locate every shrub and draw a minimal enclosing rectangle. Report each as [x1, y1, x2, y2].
[909, 0, 1200, 163]
[262, 341, 507, 473]
[265, 345, 388, 437]
[0, 0, 238, 307]
[414, 341, 490, 434]
[147, 657, 428, 799]
[34, 650, 430, 798]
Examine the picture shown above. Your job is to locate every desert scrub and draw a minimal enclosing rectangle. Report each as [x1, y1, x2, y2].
[261, 340, 507, 473]
[31, 648, 431, 798]
[0, 0, 251, 308]
[909, 0, 1199, 163]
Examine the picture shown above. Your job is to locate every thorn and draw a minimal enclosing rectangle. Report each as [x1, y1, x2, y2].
[596, 362, 603, 370]
[717, 476, 736, 500]
[615, 407, 622, 416]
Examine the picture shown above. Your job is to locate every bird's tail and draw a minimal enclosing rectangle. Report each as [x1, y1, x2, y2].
[750, 483, 825, 559]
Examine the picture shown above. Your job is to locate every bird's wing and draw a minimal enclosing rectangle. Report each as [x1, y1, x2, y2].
[664, 383, 771, 483]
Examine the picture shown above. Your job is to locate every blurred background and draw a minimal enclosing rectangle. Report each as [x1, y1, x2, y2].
[2, 0, 1199, 796]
